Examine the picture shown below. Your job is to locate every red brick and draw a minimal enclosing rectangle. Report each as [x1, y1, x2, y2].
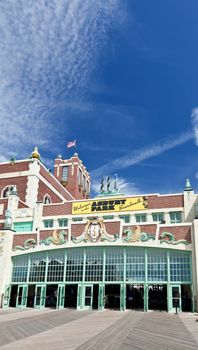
[147, 194, 184, 209]
[0, 161, 29, 174]
[43, 203, 72, 216]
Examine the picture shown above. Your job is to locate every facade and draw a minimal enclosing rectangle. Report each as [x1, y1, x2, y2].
[0, 147, 198, 313]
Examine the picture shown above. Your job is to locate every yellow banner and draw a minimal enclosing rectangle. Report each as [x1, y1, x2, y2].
[72, 196, 147, 215]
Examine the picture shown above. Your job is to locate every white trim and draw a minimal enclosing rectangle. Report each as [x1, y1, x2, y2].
[0, 171, 30, 179]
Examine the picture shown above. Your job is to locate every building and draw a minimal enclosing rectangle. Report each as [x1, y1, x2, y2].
[0, 147, 198, 313]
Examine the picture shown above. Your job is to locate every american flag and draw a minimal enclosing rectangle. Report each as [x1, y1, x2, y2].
[67, 140, 76, 148]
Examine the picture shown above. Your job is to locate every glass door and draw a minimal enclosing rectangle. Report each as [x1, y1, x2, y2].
[77, 284, 82, 310]
[171, 285, 181, 312]
[57, 284, 65, 309]
[16, 285, 28, 308]
[84, 285, 93, 309]
[3, 285, 11, 309]
[98, 284, 105, 310]
[34, 285, 46, 309]
[120, 284, 126, 311]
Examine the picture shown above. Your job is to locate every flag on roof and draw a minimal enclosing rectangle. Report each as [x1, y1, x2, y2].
[67, 140, 76, 148]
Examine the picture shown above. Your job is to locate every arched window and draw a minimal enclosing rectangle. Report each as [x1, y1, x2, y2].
[43, 194, 51, 204]
[2, 185, 14, 198]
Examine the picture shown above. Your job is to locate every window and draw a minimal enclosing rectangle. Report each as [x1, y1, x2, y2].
[147, 249, 167, 282]
[135, 214, 147, 223]
[2, 185, 14, 198]
[62, 166, 69, 181]
[103, 215, 114, 220]
[13, 222, 33, 232]
[72, 217, 83, 222]
[44, 219, 53, 228]
[152, 212, 164, 222]
[58, 218, 68, 227]
[119, 215, 130, 223]
[43, 195, 51, 204]
[169, 211, 182, 223]
[82, 175, 86, 190]
[78, 169, 82, 186]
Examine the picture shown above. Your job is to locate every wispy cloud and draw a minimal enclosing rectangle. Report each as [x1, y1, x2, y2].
[91, 130, 193, 178]
[91, 176, 140, 196]
[191, 107, 198, 145]
[0, 0, 121, 160]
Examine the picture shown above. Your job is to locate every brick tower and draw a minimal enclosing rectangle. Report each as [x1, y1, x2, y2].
[54, 153, 90, 200]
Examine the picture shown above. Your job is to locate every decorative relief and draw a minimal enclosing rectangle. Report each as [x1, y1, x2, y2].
[13, 238, 36, 251]
[40, 229, 68, 245]
[0, 232, 5, 255]
[72, 220, 118, 243]
[159, 232, 189, 245]
[123, 226, 155, 243]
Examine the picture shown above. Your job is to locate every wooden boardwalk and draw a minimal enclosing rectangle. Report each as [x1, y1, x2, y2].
[0, 309, 197, 349]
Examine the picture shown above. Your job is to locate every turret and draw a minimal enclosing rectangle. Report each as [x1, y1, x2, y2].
[54, 153, 90, 199]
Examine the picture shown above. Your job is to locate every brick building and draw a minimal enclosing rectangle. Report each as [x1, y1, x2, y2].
[0, 147, 197, 312]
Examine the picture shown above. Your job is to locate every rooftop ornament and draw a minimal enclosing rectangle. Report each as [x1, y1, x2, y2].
[99, 175, 121, 197]
[31, 146, 40, 160]
[184, 178, 193, 192]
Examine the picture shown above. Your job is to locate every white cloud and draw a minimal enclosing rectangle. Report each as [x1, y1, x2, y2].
[0, 0, 121, 159]
[191, 107, 198, 145]
[91, 176, 140, 196]
[91, 130, 193, 178]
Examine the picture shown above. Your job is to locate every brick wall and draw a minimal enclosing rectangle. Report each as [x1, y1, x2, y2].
[0, 161, 29, 174]
[42, 202, 72, 216]
[147, 194, 184, 209]
[71, 223, 86, 237]
[105, 221, 120, 235]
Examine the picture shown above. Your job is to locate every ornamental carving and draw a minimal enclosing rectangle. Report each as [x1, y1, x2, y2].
[40, 229, 68, 246]
[13, 238, 36, 251]
[160, 232, 189, 245]
[123, 226, 155, 243]
[72, 220, 118, 243]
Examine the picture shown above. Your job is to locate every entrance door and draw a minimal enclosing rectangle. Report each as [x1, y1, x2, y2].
[65, 285, 78, 308]
[181, 285, 192, 312]
[16, 285, 28, 308]
[148, 285, 167, 311]
[84, 285, 93, 309]
[57, 284, 65, 309]
[98, 284, 105, 310]
[171, 285, 181, 312]
[105, 285, 120, 309]
[126, 285, 144, 310]
[34, 285, 46, 309]
[92, 284, 99, 309]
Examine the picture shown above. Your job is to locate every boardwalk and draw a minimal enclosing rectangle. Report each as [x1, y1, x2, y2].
[0, 309, 197, 349]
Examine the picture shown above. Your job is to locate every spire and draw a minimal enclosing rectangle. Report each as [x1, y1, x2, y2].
[184, 178, 193, 191]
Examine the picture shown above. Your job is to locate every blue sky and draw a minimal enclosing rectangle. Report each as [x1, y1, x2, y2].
[1, 0, 198, 196]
